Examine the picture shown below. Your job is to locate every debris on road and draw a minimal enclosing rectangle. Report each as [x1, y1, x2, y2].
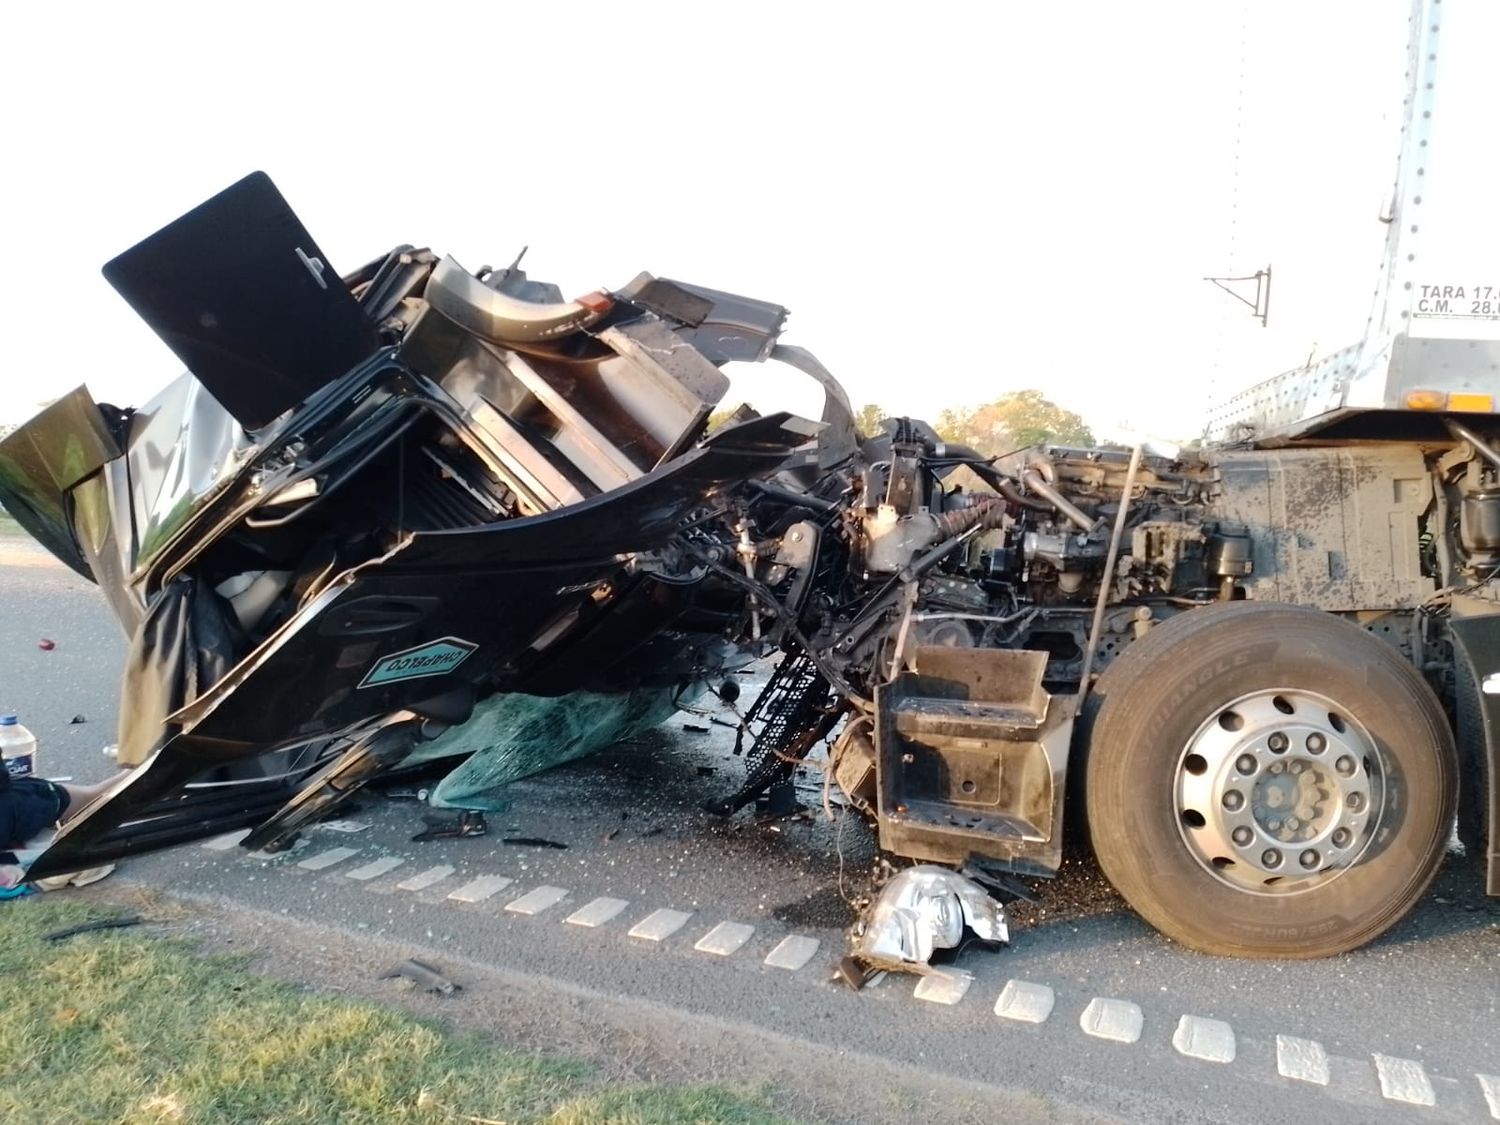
[68, 714, 85, 724]
[682, 724, 710, 734]
[500, 836, 567, 850]
[36, 638, 54, 652]
[848, 865, 1009, 982]
[379, 958, 461, 995]
[412, 811, 488, 842]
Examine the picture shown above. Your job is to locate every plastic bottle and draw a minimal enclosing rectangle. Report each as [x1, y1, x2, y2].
[0, 713, 37, 780]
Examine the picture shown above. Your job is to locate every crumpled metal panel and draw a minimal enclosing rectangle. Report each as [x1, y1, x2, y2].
[855, 865, 1008, 969]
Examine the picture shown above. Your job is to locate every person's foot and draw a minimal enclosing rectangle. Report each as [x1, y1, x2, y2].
[33, 863, 115, 891]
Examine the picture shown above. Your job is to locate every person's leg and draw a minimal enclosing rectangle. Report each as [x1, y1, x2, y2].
[56, 771, 132, 826]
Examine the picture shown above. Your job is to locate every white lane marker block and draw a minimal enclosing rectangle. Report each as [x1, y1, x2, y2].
[694, 921, 755, 956]
[504, 885, 568, 915]
[1373, 1054, 1437, 1108]
[913, 969, 973, 1006]
[297, 847, 359, 871]
[1173, 1015, 1236, 1064]
[566, 897, 630, 928]
[1477, 1073, 1500, 1120]
[345, 856, 406, 882]
[994, 979, 1055, 1025]
[764, 935, 820, 971]
[629, 908, 694, 942]
[1079, 997, 1143, 1044]
[202, 829, 250, 851]
[448, 875, 514, 903]
[1276, 1035, 1330, 1086]
[397, 864, 455, 891]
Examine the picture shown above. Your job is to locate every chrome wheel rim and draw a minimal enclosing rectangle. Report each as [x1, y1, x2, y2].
[1174, 688, 1384, 895]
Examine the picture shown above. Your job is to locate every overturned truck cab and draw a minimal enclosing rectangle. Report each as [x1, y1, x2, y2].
[2, 171, 1493, 961]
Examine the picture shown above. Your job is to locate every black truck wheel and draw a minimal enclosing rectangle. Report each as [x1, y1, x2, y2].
[1085, 602, 1456, 958]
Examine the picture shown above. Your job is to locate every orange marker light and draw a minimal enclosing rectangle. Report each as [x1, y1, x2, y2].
[1404, 389, 1448, 410]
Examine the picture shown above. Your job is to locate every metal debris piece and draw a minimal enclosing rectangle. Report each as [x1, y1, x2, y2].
[68, 714, 86, 724]
[379, 958, 461, 995]
[852, 865, 1009, 974]
[37, 638, 55, 651]
[500, 836, 567, 850]
[682, 723, 710, 734]
[43, 914, 143, 942]
[411, 810, 487, 842]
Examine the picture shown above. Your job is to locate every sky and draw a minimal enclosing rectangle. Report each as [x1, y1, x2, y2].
[2, 0, 1423, 442]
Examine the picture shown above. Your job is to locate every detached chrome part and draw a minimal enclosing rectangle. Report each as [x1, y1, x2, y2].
[854, 865, 1008, 971]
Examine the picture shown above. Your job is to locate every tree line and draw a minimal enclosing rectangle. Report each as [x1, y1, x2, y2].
[854, 389, 1095, 456]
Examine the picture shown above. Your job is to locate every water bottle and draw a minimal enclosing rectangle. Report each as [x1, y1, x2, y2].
[0, 713, 37, 780]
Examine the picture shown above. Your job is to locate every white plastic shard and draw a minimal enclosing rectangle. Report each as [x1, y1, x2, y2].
[854, 865, 1008, 971]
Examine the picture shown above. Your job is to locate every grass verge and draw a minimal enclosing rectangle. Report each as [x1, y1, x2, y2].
[0, 898, 788, 1125]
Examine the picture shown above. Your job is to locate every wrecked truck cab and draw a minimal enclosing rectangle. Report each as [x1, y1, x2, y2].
[5, 172, 850, 879]
[5, 168, 1473, 965]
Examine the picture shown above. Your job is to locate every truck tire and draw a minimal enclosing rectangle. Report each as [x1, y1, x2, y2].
[1085, 601, 1456, 958]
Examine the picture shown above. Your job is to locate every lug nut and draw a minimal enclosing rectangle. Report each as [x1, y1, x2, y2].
[1332, 827, 1352, 848]
[1299, 849, 1320, 869]
[1222, 790, 1244, 812]
[1267, 732, 1289, 753]
[1335, 755, 1356, 777]
[1262, 849, 1283, 869]
[1306, 732, 1326, 753]
[1285, 816, 1301, 831]
[1289, 760, 1305, 774]
[1236, 754, 1257, 775]
[1267, 818, 1282, 832]
[1232, 826, 1253, 846]
[1345, 792, 1366, 813]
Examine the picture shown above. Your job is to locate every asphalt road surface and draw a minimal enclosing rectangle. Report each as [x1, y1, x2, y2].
[3, 547, 1498, 1123]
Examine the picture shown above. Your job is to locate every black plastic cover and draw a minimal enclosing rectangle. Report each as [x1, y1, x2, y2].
[102, 172, 379, 429]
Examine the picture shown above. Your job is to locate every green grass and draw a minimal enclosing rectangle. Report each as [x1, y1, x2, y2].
[0, 899, 788, 1125]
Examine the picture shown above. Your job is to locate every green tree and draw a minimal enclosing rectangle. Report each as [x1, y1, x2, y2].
[853, 403, 888, 439]
[933, 390, 1094, 456]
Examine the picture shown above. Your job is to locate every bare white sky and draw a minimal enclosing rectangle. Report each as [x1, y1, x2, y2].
[3, 0, 1419, 440]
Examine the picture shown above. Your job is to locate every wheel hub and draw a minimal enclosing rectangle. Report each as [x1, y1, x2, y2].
[1175, 689, 1382, 894]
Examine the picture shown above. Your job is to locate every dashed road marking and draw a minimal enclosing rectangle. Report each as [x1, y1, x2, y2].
[201, 829, 250, 851]
[345, 856, 406, 881]
[994, 979, 1055, 1025]
[397, 865, 455, 891]
[448, 875, 513, 903]
[1477, 1073, 1500, 1119]
[694, 921, 755, 956]
[566, 896, 630, 928]
[1373, 1054, 1436, 1107]
[1173, 1015, 1236, 1064]
[1276, 1035, 1330, 1086]
[629, 908, 694, 942]
[505, 885, 568, 915]
[297, 847, 359, 871]
[913, 969, 973, 1006]
[764, 935, 820, 971]
[1079, 997, 1143, 1044]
